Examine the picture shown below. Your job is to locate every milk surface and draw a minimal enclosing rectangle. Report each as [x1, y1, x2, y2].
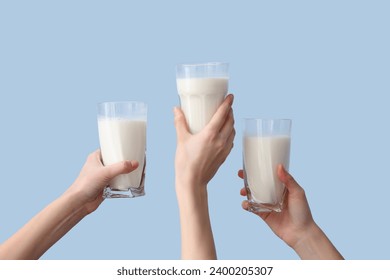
[98, 119, 146, 190]
[243, 136, 290, 204]
[177, 77, 228, 133]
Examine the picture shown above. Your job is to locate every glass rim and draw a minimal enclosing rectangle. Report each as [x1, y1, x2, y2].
[98, 101, 147, 106]
[243, 118, 292, 122]
[176, 62, 229, 68]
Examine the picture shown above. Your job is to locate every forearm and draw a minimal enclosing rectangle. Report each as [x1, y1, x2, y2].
[176, 179, 216, 260]
[0, 192, 89, 260]
[292, 223, 344, 260]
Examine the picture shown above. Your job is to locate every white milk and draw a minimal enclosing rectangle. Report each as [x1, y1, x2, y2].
[177, 77, 228, 133]
[243, 136, 291, 204]
[98, 119, 146, 191]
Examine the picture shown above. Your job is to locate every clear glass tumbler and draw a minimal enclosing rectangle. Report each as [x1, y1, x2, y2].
[97, 101, 147, 198]
[176, 62, 229, 134]
[243, 119, 292, 212]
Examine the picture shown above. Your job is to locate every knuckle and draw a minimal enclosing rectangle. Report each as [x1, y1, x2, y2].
[121, 161, 129, 170]
[216, 138, 227, 151]
[205, 128, 218, 141]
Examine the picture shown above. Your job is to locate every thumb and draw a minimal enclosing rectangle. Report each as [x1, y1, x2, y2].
[173, 106, 190, 140]
[104, 160, 139, 179]
[277, 164, 303, 195]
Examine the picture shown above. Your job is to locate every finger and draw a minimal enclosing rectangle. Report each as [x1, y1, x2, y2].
[238, 169, 244, 179]
[92, 149, 101, 157]
[173, 107, 190, 140]
[87, 149, 102, 164]
[277, 164, 303, 194]
[220, 127, 235, 159]
[206, 94, 234, 132]
[105, 160, 139, 179]
[240, 187, 247, 196]
[241, 200, 249, 211]
[219, 108, 235, 139]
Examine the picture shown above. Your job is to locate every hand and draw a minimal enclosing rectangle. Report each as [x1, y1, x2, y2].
[66, 150, 139, 213]
[174, 94, 235, 190]
[239, 165, 344, 259]
[239, 165, 314, 248]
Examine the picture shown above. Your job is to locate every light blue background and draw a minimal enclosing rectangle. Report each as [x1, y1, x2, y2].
[0, 0, 389, 260]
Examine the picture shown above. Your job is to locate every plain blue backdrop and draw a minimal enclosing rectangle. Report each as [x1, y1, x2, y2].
[0, 0, 389, 260]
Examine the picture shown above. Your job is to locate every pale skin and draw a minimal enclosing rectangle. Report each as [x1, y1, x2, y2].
[239, 165, 344, 260]
[174, 94, 235, 260]
[0, 150, 138, 260]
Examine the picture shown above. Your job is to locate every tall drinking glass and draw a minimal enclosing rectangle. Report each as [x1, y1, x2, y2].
[176, 62, 229, 134]
[243, 119, 292, 212]
[97, 101, 147, 198]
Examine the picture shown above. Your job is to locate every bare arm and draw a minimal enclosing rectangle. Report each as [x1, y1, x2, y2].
[174, 94, 235, 259]
[176, 179, 216, 259]
[0, 192, 90, 259]
[0, 150, 138, 259]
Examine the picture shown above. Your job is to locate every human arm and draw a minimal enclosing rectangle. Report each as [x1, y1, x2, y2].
[0, 150, 138, 260]
[239, 165, 343, 260]
[174, 94, 235, 260]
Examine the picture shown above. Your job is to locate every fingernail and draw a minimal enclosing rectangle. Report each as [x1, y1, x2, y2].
[229, 94, 234, 105]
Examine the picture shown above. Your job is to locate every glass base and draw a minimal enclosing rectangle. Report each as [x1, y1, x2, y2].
[246, 187, 287, 213]
[248, 201, 283, 213]
[103, 165, 146, 199]
[103, 186, 145, 199]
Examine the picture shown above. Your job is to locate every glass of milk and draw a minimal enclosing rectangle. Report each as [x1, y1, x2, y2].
[176, 62, 229, 134]
[97, 101, 147, 198]
[243, 119, 292, 212]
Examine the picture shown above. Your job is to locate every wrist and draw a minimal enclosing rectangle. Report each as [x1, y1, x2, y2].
[175, 171, 207, 194]
[175, 176, 208, 208]
[60, 188, 91, 218]
[291, 222, 343, 260]
[290, 221, 320, 248]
